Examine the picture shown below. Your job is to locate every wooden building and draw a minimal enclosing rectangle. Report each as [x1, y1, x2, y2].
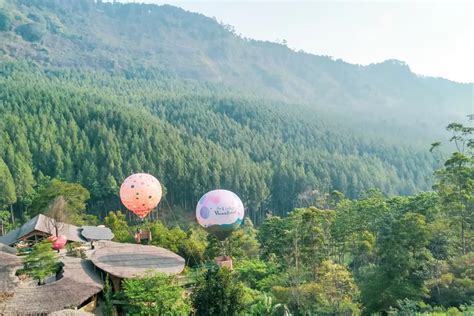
[90, 241, 185, 291]
[0, 214, 84, 247]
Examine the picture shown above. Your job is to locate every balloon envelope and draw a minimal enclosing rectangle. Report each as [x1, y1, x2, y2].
[52, 235, 67, 250]
[120, 173, 162, 219]
[196, 189, 244, 239]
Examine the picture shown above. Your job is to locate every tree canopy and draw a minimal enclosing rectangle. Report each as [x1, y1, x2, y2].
[0, 63, 440, 225]
[123, 273, 190, 315]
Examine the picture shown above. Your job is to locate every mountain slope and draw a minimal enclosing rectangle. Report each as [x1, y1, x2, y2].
[0, 0, 466, 222]
[0, 62, 438, 222]
[0, 0, 471, 141]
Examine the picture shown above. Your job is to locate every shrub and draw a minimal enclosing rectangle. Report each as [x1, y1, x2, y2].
[23, 240, 61, 285]
[0, 10, 11, 32]
[123, 273, 190, 315]
[15, 23, 45, 42]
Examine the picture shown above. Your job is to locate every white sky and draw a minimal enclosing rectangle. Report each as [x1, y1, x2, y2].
[122, 1, 474, 83]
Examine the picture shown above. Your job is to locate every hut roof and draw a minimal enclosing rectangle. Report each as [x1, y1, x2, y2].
[80, 226, 114, 241]
[90, 241, 185, 279]
[0, 214, 85, 246]
[0, 256, 103, 314]
[49, 309, 95, 315]
[0, 251, 21, 292]
[0, 243, 17, 254]
[0, 251, 21, 268]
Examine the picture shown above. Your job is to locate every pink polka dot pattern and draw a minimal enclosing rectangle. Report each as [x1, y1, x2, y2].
[119, 173, 162, 219]
[52, 235, 67, 250]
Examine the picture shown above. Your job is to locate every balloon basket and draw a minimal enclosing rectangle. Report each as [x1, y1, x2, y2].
[215, 255, 233, 270]
[134, 229, 152, 244]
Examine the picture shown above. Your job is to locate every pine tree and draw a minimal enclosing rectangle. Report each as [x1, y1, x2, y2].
[24, 240, 61, 285]
[0, 157, 17, 223]
[192, 266, 245, 316]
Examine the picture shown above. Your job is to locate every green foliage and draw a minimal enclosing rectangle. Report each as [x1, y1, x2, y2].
[0, 2, 470, 311]
[123, 273, 190, 315]
[204, 218, 260, 260]
[192, 266, 246, 316]
[0, 62, 441, 223]
[428, 252, 474, 307]
[313, 260, 360, 315]
[387, 300, 474, 316]
[29, 179, 90, 225]
[103, 211, 133, 243]
[291, 207, 335, 272]
[272, 260, 360, 315]
[258, 215, 291, 263]
[0, 157, 16, 208]
[148, 221, 187, 253]
[0, 9, 11, 32]
[82, 213, 99, 225]
[103, 274, 114, 316]
[0, 0, 469, 149]
[387, 298, 429, 315]
[360, 212, 433, 313]
[232, 218, 260, 259]
[332, 190, 389, 266]
[15, 23, 45, 42]
[178, 227, 208, 267]
[65, 241, 85, 258]
[247, 170, 468, 315]
[23, 239, 61, 285]
[433, 124, 473, 255]
[0, 210, 16, 232]
[235, 258, 276, 290]
[148, 221, 208, 267]
[245, 292, 289, 316]
[258, 207, 334, 275]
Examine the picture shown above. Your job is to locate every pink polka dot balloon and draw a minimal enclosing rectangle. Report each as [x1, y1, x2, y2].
[52, 235, 67, 250]
[120, 173, 162, 219]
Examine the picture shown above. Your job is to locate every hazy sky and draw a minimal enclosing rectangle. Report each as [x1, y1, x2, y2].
[128, 1, 473, 83]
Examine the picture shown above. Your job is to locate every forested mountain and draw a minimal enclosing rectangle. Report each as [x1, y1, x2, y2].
[0, 0, 471, 141]
[0, 0, 470, 223]
[0, 63, 439, 223]
[0, 1, 473, 314]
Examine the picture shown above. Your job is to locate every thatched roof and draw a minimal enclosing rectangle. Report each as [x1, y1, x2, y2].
[80, 226, 114, 241]
[0, 256, 103, 314]
[49, 309, 94, 315]
[0, 243, 17, 255]
[0, 251, 21, 292]
[0, 214, 85, 246]
[0, 251, 21, 268]
[90, 241, 185, 279]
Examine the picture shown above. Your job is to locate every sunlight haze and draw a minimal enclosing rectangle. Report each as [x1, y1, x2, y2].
[136, 0, 474, 83]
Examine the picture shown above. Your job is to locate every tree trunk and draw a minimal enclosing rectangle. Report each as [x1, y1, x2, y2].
[10, 204, 14, 225]
[461, 220, 466, 255]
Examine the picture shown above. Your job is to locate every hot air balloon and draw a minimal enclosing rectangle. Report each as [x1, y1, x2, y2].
[51, 235, 67, 250]
[120, 173, 162, 219]
[196, 189, 245, 240]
